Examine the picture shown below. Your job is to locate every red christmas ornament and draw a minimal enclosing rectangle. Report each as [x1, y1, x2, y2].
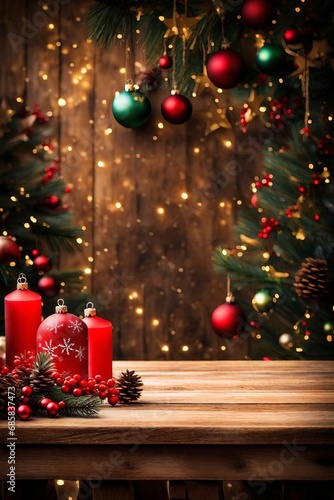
[161, 94, 192, 124]
[240, 0, 276, 29]
[211, 300, 246, 338]
[17, 404, 31, 420]
[31, 249, 40, 258]
[44, 195, 61, 209]
[283, 28, 301, 45]
[37, 276, 60, 298]
[36, 299, 88, 378]
[207, 48, 245, 89]
[158, 54, 173, 69]
[251, 193, 258, 208]
[46, 401, 59, 416]
[0, 236, 21, 264]
[33, 255, 52, 272]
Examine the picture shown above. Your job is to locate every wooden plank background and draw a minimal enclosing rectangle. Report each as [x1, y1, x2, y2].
[0, 0, 261, 361]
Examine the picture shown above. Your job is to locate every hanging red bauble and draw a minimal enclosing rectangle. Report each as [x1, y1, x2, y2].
[31, 249, 40, 258]
[161, 94, 192, 124]
[240, 0, 276, 29]
[251, 193, 258, 208]
[37, 276, 60, 298]
[33, 255, 52, 272]
[0, 236, 21, 264]
[206, 48, 245, 89]
[44, 195, 61, 209]
[17, 404, 31, 420]
[283, 28, 302, 45]
[211, 301, 246, 338]
[36, 299, 88, 378]
[159, 54, 173, 69]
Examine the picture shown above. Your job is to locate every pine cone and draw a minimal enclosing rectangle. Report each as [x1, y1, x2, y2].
[29, 352, 56, 393]
[294, 258, 329, 300]
[116, 370, 143, 404]
[0, 374, 22, 412]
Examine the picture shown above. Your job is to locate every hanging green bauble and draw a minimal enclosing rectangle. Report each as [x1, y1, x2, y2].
[324, 321, 334, 334]
[252, 289, 274, 314]
[112, 86, 151, 128]
[256, 44, 286, 75]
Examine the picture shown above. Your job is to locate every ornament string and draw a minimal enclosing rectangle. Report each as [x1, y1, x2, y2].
[172, 40, 177, 91]
[171, 0, 178, 92]
[213, 0, 227, 47]
[303, 57, 310, 131]
[282, 39, 315, 132]
[226, 272, 234, 302]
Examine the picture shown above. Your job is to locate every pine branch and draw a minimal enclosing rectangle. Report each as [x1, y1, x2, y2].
[48, 386, 102, 417]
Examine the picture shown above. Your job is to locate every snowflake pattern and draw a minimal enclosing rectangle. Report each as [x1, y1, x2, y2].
[47, 322, 64, 335]
[75, 346, 86, 361]
[68, 320, 84, 333]
[42, 339, 58, 358]
[58, 338, 75, 355]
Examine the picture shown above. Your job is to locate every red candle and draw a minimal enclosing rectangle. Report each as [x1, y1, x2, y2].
[36, 299, 88, 378]
[5, 273, 42, 370]
[83, 302, 113, 380]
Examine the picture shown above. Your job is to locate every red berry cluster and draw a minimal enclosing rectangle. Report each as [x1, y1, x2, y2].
[318, 137, 334, 156]
[52, 372, 119, 406]
[31, 103, 48, 124]
[286, 205, 299, 218]
[268, 98, 293, 128]
[255, 173, 272, 189]
[312, 173, 322, 186]
[258, 217, 279, 239]
[240, 106, 252, 133]
[43, 159, 60, 184]
[39, 397, 65, 417]
[12, 351, 35, 380]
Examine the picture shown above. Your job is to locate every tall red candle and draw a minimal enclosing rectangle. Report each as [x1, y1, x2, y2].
[5, 273, 42, 370]
[36, 299, 88, 378]
[83, 302, 113, 380]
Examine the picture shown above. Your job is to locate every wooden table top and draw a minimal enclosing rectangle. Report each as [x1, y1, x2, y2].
[10, 360, 334, 446]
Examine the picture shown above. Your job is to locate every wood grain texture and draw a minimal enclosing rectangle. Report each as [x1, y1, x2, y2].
[1, 444, 334, 481]
[3, 361, 334, 446]
[0, 361, 334, 485]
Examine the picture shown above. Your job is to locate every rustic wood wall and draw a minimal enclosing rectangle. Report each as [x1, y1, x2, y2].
[0, 0, 260, 361]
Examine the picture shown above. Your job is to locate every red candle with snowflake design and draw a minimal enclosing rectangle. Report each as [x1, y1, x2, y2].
[5, 274, 42, 370]
[36, 299, 88, 378]
[83, 302, 113, 380]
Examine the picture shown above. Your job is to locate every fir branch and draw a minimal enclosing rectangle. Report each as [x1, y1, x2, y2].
[213, 248, 278, 285]
[48, 386, 102, 417]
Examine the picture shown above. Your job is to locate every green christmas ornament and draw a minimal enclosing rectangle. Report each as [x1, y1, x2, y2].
[252, 289, 274, 314]
[323, 321, 334, 334]
[256, 43, 286, 75]
[112, 86, 151, 128]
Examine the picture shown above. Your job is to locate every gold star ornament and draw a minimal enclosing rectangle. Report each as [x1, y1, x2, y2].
[163, 13, 201, 40]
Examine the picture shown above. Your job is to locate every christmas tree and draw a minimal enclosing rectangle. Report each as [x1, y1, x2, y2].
[86, 0, 334, 359]
[0, 102, 89, 334]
